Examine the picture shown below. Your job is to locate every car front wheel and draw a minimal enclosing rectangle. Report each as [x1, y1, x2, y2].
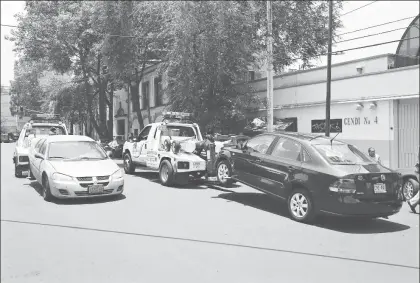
[216, 160, 233, 187]
[42, 175, 53, 202]
[123, 153, 135, 174]
[288, 189, 315, 223]
[402, 178, 419, 201]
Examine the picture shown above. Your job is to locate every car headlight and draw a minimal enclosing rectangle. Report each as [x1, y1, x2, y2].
[111, 168, 124, 180]
[52, 173, 74, 182]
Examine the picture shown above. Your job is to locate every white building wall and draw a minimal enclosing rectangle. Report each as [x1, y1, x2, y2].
[247, 54, 419, 169]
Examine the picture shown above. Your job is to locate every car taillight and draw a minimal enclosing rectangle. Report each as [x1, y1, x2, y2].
[329, 179, 356, 194]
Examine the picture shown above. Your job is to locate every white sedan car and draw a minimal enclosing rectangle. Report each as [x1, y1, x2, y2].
[29, 135, 124, 201]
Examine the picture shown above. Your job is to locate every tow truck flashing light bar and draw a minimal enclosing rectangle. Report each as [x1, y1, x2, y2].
[163, 112, 193, 120]
[29, 114, 62, 124]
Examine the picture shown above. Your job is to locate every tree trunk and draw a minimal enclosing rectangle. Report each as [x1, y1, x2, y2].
[97, 54, 108, 138]
[130, 81, 144, 130]
[82, 67, 103, 139]
[108, 83, 114, 140]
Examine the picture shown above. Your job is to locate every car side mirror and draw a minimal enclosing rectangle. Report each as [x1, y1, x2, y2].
[107, 151, 113, 158]
[35, 153, 44, 160]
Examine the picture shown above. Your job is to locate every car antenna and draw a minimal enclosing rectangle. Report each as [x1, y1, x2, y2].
[309, 134, 325, 141]
[330, 132, 340, 148]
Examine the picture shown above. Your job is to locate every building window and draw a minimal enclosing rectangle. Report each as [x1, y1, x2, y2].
[141, 81, 149, 110]
[154, 77, 163, 106]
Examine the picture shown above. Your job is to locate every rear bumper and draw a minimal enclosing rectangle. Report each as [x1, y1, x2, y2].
[317, 194, 403, 217]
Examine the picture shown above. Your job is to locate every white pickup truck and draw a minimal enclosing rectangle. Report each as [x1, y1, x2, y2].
[123, 113, 226, 186]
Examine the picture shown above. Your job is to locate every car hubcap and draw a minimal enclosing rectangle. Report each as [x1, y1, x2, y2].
[290, 193, 309, 219]
[403, 182, 414, 200]
[218, 163, 229, 181]
[124, 156, 130, 170]
[161, 165, 169, 182]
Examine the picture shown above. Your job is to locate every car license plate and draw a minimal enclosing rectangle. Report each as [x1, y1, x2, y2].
[88, 185, 104, 194]
[193, 162, 201, 169]
[374, 183, 386, 194]
[22, 171, 29, 176]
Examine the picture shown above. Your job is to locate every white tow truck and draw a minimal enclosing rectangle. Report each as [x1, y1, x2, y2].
[13, 114, 68, 178]
[122, 112, 224, 186]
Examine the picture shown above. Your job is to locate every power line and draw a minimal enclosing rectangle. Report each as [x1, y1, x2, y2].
[341, 1, 379, 17]
[1, 24, 18, 28]
[335, 26, 408, 44]
[337, 15, 417, 36]
[273, 36, 420, 61]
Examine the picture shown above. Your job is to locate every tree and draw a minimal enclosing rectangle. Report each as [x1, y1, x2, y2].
[8, 1, 111, 139]
[159, 1, 342, 131]
[9, 59, 49, 115]
[96, 1, 169, 130]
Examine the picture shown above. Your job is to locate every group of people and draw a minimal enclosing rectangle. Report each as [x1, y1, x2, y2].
[368, 147, 419, 213]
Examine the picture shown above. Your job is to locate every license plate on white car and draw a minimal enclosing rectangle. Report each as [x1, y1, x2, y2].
[193, 162, 201, 169]
[21, 171, 29, 176]
[373, 183, 386, 194]
[88, 185, 104, 194]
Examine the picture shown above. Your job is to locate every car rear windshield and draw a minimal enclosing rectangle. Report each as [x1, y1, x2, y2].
[48, 141, 107, 160]
[28, 126, 66, 137]
[314, 144, 373, 165]
[161, 126, 196, 137]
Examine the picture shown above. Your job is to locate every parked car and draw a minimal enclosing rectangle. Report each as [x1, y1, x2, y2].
[28, 135, 124, 201]
[226, 132, 403, 223]
[395, 167, 419, 201]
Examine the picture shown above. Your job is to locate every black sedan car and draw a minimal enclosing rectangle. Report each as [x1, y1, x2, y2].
[223, 132, 403, 223]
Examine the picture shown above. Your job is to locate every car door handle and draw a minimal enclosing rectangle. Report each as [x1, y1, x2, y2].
[255, 159, 262, 163]
[288, 166, 296, 171]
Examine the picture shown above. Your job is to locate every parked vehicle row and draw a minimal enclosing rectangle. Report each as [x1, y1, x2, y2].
[12, 112, 412, 224]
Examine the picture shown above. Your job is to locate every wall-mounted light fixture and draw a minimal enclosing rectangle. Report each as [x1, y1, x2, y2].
[356, 103, 364, 110]
[369, 102, 377, 110]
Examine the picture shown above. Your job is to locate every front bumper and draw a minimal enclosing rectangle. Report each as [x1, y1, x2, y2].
[318, 194, 403, 217]
[49, 177, 124, 199]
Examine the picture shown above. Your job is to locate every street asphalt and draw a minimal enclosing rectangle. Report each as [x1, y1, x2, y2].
[1, 142, 419, 283]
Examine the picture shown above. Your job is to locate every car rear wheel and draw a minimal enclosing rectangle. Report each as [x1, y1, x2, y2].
[216, 160, 233, 187]
[402, 178, 419, 201]
[159, 160, 175, 186]
[288, 189, 315, 223]
[123, 153, 135, 174]
[42, 175, 53, 202]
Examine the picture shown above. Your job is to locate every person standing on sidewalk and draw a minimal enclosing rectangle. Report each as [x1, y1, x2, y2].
[407, 152, 419, 213]
[368, 147, 382, 165]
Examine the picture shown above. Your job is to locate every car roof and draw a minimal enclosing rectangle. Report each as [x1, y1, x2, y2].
[260, 131, 346, 145]
[45, 135, 94, 143]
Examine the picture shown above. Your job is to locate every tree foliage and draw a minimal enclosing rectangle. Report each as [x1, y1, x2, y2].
[8, 0, 343, 135]
[159, 1, 342, 132]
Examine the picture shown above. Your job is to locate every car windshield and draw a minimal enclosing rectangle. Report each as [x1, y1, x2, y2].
[314, 144, 373, 165]
[161, 126, 196, 137]
[28, 126, 66, 137]
[47, 141, 107, 160]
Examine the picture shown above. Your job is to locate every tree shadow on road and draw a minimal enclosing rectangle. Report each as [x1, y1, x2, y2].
[25, 181, 126, 205]
[215, 192, 411, 234]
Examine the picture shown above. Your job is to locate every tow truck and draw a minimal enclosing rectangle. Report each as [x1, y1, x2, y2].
[122, 112, 225, 186]
[13, 114, 68, 178]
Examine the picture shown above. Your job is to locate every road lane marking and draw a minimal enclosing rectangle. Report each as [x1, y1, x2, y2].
[2, 218, 419, 270]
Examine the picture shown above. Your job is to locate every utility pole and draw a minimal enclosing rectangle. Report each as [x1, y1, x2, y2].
[266, 0, 274, 132]
[325, 0, 333, 137]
